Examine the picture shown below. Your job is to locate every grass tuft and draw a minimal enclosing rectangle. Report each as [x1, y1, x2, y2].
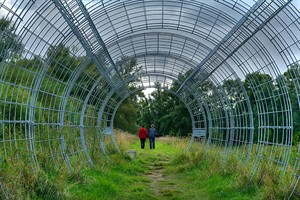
[0, 130, 295, 199]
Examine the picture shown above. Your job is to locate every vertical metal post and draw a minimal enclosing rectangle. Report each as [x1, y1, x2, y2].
[79, 76, 104, 166]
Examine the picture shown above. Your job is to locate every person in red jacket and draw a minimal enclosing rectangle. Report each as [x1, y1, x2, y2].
[138, 125, 148, 149]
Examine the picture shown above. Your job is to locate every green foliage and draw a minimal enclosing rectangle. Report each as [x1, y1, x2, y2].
[0, 17, 299, 200]
[116, 56, 142, 81]
[0, 17, 23, 62]
[46, 44, 80, 82]
[135, 67, 300, 145]
[114, 58, 143, 134]
[222, 79, 245, 103]
[137, 82, 192, 136]
[114, 94, 141, 134]
[0, 130, 294, 199]
[1, 161, 67, 199]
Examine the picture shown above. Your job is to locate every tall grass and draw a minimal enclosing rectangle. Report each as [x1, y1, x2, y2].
[0, 160, 67, 199]
[170, 146, 293, 199]
[0, 130, 295, 199]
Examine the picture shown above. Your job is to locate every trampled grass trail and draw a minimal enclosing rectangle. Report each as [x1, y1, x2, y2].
[125, 137, 260, 200]
[138, 145, 181, 198]
[67, 133, 281, 199]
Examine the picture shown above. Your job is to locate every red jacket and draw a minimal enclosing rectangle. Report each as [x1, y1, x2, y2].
[138, 127, 148, 139]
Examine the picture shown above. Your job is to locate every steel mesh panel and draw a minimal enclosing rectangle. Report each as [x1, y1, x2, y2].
[0, 0, 300, 197]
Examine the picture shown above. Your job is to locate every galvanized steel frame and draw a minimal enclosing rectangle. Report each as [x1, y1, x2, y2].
[0, 0, 300, 197]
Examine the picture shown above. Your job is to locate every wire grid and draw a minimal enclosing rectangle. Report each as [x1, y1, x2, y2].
[0, 0, 300, 197]
[289, 143, 300, 199]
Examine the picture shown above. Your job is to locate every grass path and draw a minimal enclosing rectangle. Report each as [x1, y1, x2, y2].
[127, 137, 262, 200]
[126, 137, 188, 199]
[67, 136, 265, 199]
[144, 153, 180, 198]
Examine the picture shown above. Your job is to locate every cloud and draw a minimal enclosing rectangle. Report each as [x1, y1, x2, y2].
[0, 0, 13, 17]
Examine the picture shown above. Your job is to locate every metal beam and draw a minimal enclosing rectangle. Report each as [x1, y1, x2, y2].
[52, 0, 127, 92]
[96, 89, 116, 155]
[175, 0, 291, 94]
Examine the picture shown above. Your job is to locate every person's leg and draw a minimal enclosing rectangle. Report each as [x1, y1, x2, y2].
[153, 137, 155, 149]
[141, 139, 145, 149]
[149, 137, 153, 149]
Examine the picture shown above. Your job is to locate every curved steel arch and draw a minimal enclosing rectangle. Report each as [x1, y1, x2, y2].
[108, 77, 207, 136]
[0, 0, 300, 197]
[86, 0, 238, 46]
[117, 52, 255, 163]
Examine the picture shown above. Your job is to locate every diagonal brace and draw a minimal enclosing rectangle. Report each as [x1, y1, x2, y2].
[176, 0, 291, 94]
[52, 0, 127, 91]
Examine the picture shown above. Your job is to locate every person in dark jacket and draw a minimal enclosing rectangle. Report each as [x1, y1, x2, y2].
[148, 124, 157, 149]
[138, 125, 148, 149]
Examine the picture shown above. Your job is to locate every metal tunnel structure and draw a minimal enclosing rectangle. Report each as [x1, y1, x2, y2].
[0, 0, 300, 197]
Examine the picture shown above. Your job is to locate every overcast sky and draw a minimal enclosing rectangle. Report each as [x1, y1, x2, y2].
[0, 0, 299, 80]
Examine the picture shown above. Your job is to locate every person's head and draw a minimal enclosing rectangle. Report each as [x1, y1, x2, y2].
[141, 124, 145, 128]
[151, 124, 154, 128]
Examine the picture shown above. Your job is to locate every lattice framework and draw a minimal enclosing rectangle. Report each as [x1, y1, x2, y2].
[0, 0, 300, 197]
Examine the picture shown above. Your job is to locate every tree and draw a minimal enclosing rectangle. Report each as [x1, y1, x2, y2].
[46, 44, 79, 82]
[137, 81, 192, 136]
[222, 79, 244, 104]
[114, 89, 145, 134]
[0, 18, 23, 62]
[114, 58, 144, 133]
[283, 63, 300, 144]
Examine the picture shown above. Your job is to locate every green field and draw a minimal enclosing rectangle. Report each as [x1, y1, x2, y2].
[0, 131, 293, 199]
[65, 133, 290, 200]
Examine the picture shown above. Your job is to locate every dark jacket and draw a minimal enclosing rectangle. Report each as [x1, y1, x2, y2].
[148, 127, 157, 138]
[138, 127, 148, 139]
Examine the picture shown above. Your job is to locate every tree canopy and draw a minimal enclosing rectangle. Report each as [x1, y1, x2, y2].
[1, 18, 300, 144]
